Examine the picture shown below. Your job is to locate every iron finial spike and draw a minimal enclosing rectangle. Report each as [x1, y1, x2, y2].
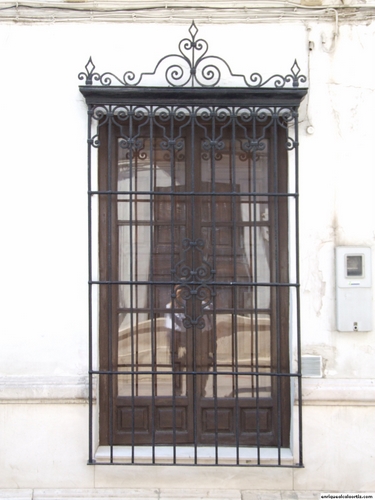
[85, 56, 95, 85]
[189, 20, 198, 40]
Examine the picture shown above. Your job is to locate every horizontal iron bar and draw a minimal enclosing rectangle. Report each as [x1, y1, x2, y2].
[89, 190, 298, 197]
[89, 280, 300, 287]
[116, 308, 271, 313]
[88, 460, 303, 468]
[90, 369, 302, 377]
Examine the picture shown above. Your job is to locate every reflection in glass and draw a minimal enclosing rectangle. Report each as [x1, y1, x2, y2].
[116, 131, 272, 400]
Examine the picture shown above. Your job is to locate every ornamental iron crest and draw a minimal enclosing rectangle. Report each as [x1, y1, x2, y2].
[79, 21, 306, 89]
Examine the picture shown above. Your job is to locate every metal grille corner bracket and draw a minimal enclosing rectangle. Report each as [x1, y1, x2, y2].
[78, 21, 307, 89]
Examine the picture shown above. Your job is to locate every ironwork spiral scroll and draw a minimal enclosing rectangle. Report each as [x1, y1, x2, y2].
[172, 238, 214, 330]
[79, 21, 306, 89]
[89, 103, 299, 160]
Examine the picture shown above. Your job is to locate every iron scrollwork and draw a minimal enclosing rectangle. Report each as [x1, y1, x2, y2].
[172, 238, 214, 330]
[79, 21, 306, 89]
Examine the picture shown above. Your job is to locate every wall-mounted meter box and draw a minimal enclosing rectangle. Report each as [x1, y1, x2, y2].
[336, 246, 372, 332]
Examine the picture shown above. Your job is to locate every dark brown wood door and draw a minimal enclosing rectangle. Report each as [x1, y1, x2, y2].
[99, 116, 290, 447]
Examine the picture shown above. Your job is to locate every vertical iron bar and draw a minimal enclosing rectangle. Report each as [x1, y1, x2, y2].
[272, 111, 282, 465]
[231, 110, 240, 464]
[107, 108, 114, 464]
[149, 109, 156, 464]
[169, 107, 177, 464]
[129, 107, 135, 464]
[87, 105, 94, 464]
[247, 137, 255, 399]
[134, 130, 139, 401]
[294, 108, 303, 467]
[132, 135, 142, 404]
[191, 109, 198, 464]
[252, 110, 261, 464]
[210, 109, 219, 465]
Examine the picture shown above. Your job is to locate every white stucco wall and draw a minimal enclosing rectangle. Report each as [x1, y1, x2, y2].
[0, 16, 374, 494]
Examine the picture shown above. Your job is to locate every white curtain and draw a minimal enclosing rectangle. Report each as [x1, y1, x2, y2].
[118, 166, 172, 331]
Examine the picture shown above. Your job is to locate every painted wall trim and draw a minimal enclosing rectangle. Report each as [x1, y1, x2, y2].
[0, 376, 94, 403]
[301, 378, 375, 406]
[0, 376, 374, 405]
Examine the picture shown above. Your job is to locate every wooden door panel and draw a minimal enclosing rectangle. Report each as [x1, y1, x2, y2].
[115, 397, 193, 445]
[198, 398, 275, 445]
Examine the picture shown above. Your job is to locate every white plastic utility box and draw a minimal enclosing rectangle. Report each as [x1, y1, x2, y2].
[335, 246, 372, 332]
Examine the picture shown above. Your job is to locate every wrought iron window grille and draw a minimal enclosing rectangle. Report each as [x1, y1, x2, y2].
[79, 21, 306, 468]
